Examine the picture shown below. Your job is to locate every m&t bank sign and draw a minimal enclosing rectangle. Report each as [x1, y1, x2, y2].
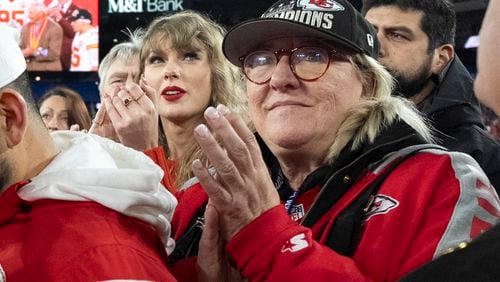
[108, 0, 184, 13]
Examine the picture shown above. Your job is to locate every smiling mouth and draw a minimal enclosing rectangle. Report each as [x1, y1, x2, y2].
[269, 102, 306, 110]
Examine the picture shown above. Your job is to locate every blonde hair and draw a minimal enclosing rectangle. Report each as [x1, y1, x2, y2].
[327, 54, 434, 161]
[140, 11, 247, 188]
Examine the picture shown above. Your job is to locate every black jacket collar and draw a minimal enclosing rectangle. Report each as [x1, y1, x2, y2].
[419, 56, 485, 129]
[258, 119, 429, 199]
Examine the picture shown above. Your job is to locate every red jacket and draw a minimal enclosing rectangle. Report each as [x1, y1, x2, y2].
[0, 181, 176, 281]
[144, 146, 178, 193]
[0, 132, 178, 281]
[170, 145, 500, 281]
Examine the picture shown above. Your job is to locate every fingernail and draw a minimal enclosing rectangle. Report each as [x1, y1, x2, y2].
[205, 107, 220, 120]
[192, 159, 203, 169]
[216, 104, 230, 115]
[141, 74, 147, 83]
[195, 124, 209, 138]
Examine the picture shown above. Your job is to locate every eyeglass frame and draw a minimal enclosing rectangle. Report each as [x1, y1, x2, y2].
[239, 46, 354, 85]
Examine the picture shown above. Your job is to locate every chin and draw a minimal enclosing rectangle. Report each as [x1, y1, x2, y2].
[266, 129, 310, 150]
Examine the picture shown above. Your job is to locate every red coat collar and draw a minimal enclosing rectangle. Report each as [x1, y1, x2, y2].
[0, 180, 30, 224]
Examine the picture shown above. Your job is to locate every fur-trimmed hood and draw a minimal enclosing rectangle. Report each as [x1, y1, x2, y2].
[327, 95, 433, 162]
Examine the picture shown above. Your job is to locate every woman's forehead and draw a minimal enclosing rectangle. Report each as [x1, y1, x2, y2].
[42, 96, 69, 108]
[147, 32, 204, 54]
[255, 37, 342, 50]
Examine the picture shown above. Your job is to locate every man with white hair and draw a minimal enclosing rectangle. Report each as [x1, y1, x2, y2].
[0, 25, 176, 281]
[20, 1, 63, 71]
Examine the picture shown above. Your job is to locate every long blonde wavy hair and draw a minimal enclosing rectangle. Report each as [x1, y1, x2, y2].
[139, 11, 247, 188]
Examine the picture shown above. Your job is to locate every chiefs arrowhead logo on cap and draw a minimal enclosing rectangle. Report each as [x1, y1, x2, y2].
[297, 0, 345, 11]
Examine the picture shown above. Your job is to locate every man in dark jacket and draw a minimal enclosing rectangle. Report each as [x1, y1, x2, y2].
[402, 1, 500, 280]
[362, 0, 500, 191]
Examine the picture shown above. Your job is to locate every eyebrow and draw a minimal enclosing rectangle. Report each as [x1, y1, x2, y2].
[150, 47, 204, 56]
[383, 25, 414, 35]
[40, 108, 69, 114]
[109, 72, 135, 79]
[40, 108, 54, 113]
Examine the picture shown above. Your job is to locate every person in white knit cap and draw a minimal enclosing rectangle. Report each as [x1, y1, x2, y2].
[0, 25, 177, 281]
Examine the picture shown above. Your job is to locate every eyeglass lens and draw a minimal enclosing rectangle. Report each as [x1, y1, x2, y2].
[243, 47, 330, 84]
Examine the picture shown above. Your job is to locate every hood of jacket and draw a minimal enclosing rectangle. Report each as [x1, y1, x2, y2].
[419, 56, 484, 126]
[17, 131, 177, 254]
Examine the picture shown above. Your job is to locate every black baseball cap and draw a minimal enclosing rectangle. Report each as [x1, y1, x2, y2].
[69, 9, 92, 23]
[223, 0, 380, 65]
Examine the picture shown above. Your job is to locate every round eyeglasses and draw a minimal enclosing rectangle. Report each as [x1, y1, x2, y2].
[240, 46, 352, 85]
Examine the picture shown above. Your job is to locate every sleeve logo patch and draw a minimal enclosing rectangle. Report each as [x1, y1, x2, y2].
[364, 194, 399, 221]
[281, 233, 310, 253]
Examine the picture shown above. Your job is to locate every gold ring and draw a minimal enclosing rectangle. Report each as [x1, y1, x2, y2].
[135, 91, 146, 101]
[123, 97, 133, 107]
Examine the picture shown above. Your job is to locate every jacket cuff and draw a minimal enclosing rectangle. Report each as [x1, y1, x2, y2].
[226, 205, 296, 269]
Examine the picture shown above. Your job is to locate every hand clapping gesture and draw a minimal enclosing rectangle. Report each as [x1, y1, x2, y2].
[192, 105, 280, 241]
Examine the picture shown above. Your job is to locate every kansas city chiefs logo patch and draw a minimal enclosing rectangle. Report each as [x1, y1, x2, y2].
[297, 0, 345, 11]
[364, 194, 399, 221]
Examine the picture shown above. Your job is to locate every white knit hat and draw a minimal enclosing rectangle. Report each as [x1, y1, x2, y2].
[0, 25, 26, 89]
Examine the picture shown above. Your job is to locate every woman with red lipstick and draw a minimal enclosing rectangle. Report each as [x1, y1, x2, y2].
[91, 12, 245, 193]
[137, 11, 247, 191]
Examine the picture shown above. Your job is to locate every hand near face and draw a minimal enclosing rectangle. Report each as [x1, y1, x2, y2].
[69, 124, 88, 133]
[103, 77, 159, 151]
[192, 105, 280, 241]
[89, 95, 119, 142]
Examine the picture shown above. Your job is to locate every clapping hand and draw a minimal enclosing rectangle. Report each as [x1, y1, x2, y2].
[192, 105, 280, 241]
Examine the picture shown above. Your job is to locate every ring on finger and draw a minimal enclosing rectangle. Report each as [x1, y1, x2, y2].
[123, 97, 133, 107]
[135, 90, 146, 101]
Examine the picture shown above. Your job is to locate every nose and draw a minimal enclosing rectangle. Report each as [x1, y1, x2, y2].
[46, 117, 59, 131]
[269, 56, 300, 92]
[125, 72, 135, 86]
[375, 31, 386, 58]
[163, 61, 180, 80]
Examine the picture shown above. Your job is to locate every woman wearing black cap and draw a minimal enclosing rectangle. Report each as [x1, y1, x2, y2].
[170, 0, 500, 281]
